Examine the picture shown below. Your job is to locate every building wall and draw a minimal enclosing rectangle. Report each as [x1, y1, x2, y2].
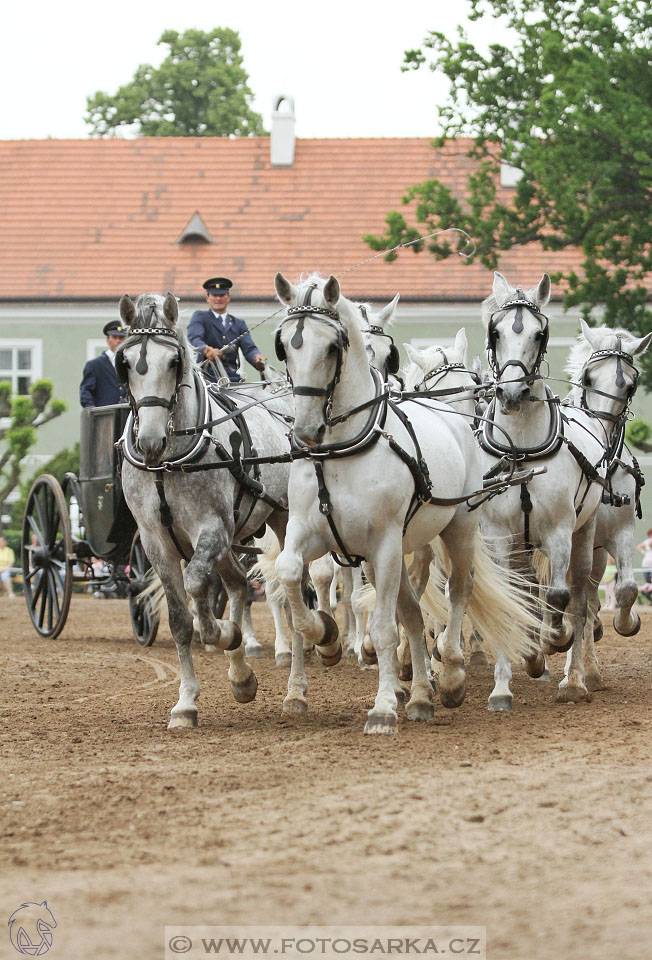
[2, 298, 652, 548]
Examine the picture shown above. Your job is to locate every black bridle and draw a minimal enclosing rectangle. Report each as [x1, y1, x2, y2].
[487, 290, 550, 385]
[275, 283, 350, 424]
[359, 305, 400, 378]
[115, 306, 187, 436]
[580, 339, 639, 426]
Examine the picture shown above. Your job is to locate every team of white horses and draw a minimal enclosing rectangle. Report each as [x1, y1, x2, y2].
[115, 271, 651, 734]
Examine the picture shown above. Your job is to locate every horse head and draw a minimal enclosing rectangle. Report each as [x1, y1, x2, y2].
[567, 319, 652, 430]
[484, 271, 551, 413]
[359, 294, 400, 380]
[117, 292, 187, 466]
[274, 272, 367, 447]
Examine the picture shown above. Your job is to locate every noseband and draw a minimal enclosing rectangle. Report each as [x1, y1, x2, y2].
[115, 306, 186, 435]
[275, 284, 350, 423]
[487, 290, 549, 385]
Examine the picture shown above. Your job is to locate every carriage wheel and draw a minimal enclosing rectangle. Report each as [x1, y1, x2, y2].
[21, 474, 73, 639]
[128, 532, 160, 647]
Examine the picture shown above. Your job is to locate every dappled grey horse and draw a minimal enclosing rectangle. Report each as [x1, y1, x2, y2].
[117, 293, 293, 728]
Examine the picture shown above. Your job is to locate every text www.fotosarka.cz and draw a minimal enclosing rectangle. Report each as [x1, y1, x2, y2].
[164, 927, 486, 960]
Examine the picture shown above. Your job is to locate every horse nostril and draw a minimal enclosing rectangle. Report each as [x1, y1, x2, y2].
[316, 424, 326, 441]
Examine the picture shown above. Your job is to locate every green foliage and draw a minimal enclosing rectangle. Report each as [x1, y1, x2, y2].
[367, 0, 652, 385]
[626, 418, 652, 452]
[9, 443, 80, 529]
[0, 381, 66, 530]
[85, 27, 265, 137]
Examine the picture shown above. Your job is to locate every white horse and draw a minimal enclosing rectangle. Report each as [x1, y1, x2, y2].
[564, 321, 651, 688]
[272, 272, 539, 734]
[478, 272, 607, 707]
[118, 293, 294, 728]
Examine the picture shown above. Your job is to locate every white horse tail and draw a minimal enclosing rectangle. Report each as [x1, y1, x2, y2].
[353, 581, 377, 613]
[136, 568, 167, 621]
[251, 528, 286, 603]
[423, 534, 542, 662]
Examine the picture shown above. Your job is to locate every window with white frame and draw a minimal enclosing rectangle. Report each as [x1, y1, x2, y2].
[0, 340, 43, 394]
[86, 340, 107, 362]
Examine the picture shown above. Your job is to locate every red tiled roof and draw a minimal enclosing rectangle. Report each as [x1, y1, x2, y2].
[0, 137, 585, 301]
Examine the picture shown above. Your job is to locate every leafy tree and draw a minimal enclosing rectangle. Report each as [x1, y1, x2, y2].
[366, 0, 652, 383]
[85, 28, 265, 137]
[626, 418, 652, 454]
[0, 380, 66, 530]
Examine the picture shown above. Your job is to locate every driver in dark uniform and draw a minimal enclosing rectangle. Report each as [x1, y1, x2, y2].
[79, 320, 128, 407]
[187, 277, 266, 383]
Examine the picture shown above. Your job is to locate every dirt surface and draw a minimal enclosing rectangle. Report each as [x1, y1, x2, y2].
[1, 595, 652, 960]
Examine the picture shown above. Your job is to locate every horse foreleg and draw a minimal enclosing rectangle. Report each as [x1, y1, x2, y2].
[310, 553, 335, 615]
[276, 525, 341, 668]
[339, 565, 357, 657]
[437, 519, 475, 709]
[242, 596, 264, 659]
[145, 544, 198, 729]
[583, 550, 606, 692]
[363, 544, 403, 735]
[397, 562, 433, 722]
[215, 552, 259, 703]
[558, 522, 596, 703]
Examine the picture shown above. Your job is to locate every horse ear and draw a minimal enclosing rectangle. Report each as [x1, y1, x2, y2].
[579, 318, 598, 348]
[404, 343, 423, 368]
[454, 327, 468, 362]
[529, 273, 551, 307]
[119, 294, 136, 327]
[492, 272, 512, 307]
[630, 331, 652, 356]
[377, 293, 400, 327]
[323, 275, 340, 307]
[163, 292, 178, 326]
[274, 272, 297, 304]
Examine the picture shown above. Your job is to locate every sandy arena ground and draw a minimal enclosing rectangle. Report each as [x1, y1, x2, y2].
[1, 595, 652, 960]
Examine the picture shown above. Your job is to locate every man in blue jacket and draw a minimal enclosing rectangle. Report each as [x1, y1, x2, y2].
[187, 277, 266, 383]
[79, 320, 128, 407]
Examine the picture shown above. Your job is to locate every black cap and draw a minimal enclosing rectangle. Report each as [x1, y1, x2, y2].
[103, 321, 128, 337]
[203, 277, 233, 294]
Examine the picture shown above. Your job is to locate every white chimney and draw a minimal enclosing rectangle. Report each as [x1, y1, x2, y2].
[270, 95, 296, 167]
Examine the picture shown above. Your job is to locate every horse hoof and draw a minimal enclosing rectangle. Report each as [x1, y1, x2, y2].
[282, 698, 307, 716]
[488, 694, 513, 712]
[360, 643, 377, 666]
[244, 640, 264, 658]
[593, 620, 604, 643]
[537, 668, 551, 683]
[557, 684, 590, 704]
[202, 644, 218, 654]
[440, 685, 466, 709]
[524, 651, 546, 679]
[230, 672, 258, 703]
[275, 652, 292, 667]
[585, 671, 606, 692]
[364, 713, 398, 735]
[316, 610, 339, 645]
[406, 700, 434, 722]
[546, 634, 574, 655]
[302, 643, 314, 657]
[168, 710, 198, 729]
[469, 650, 490, 669]
[395, 686, 409, 707]
[399, 663, 413, 682]
[222, 622, 242, 651]
[344, 644, 357, 658]
[316, 641, 342, 667]
[613, 611, 641, 637]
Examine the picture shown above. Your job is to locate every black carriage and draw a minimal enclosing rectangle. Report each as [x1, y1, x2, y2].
[21, 404, 160, 645]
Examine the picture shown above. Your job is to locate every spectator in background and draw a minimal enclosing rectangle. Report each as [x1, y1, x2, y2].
[0, 535, 16, 598]
[80, 321, 129, 407]
[636, 529, 652, 585]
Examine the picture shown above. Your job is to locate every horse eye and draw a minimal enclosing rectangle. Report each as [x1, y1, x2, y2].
[327, 343, 338, 355]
